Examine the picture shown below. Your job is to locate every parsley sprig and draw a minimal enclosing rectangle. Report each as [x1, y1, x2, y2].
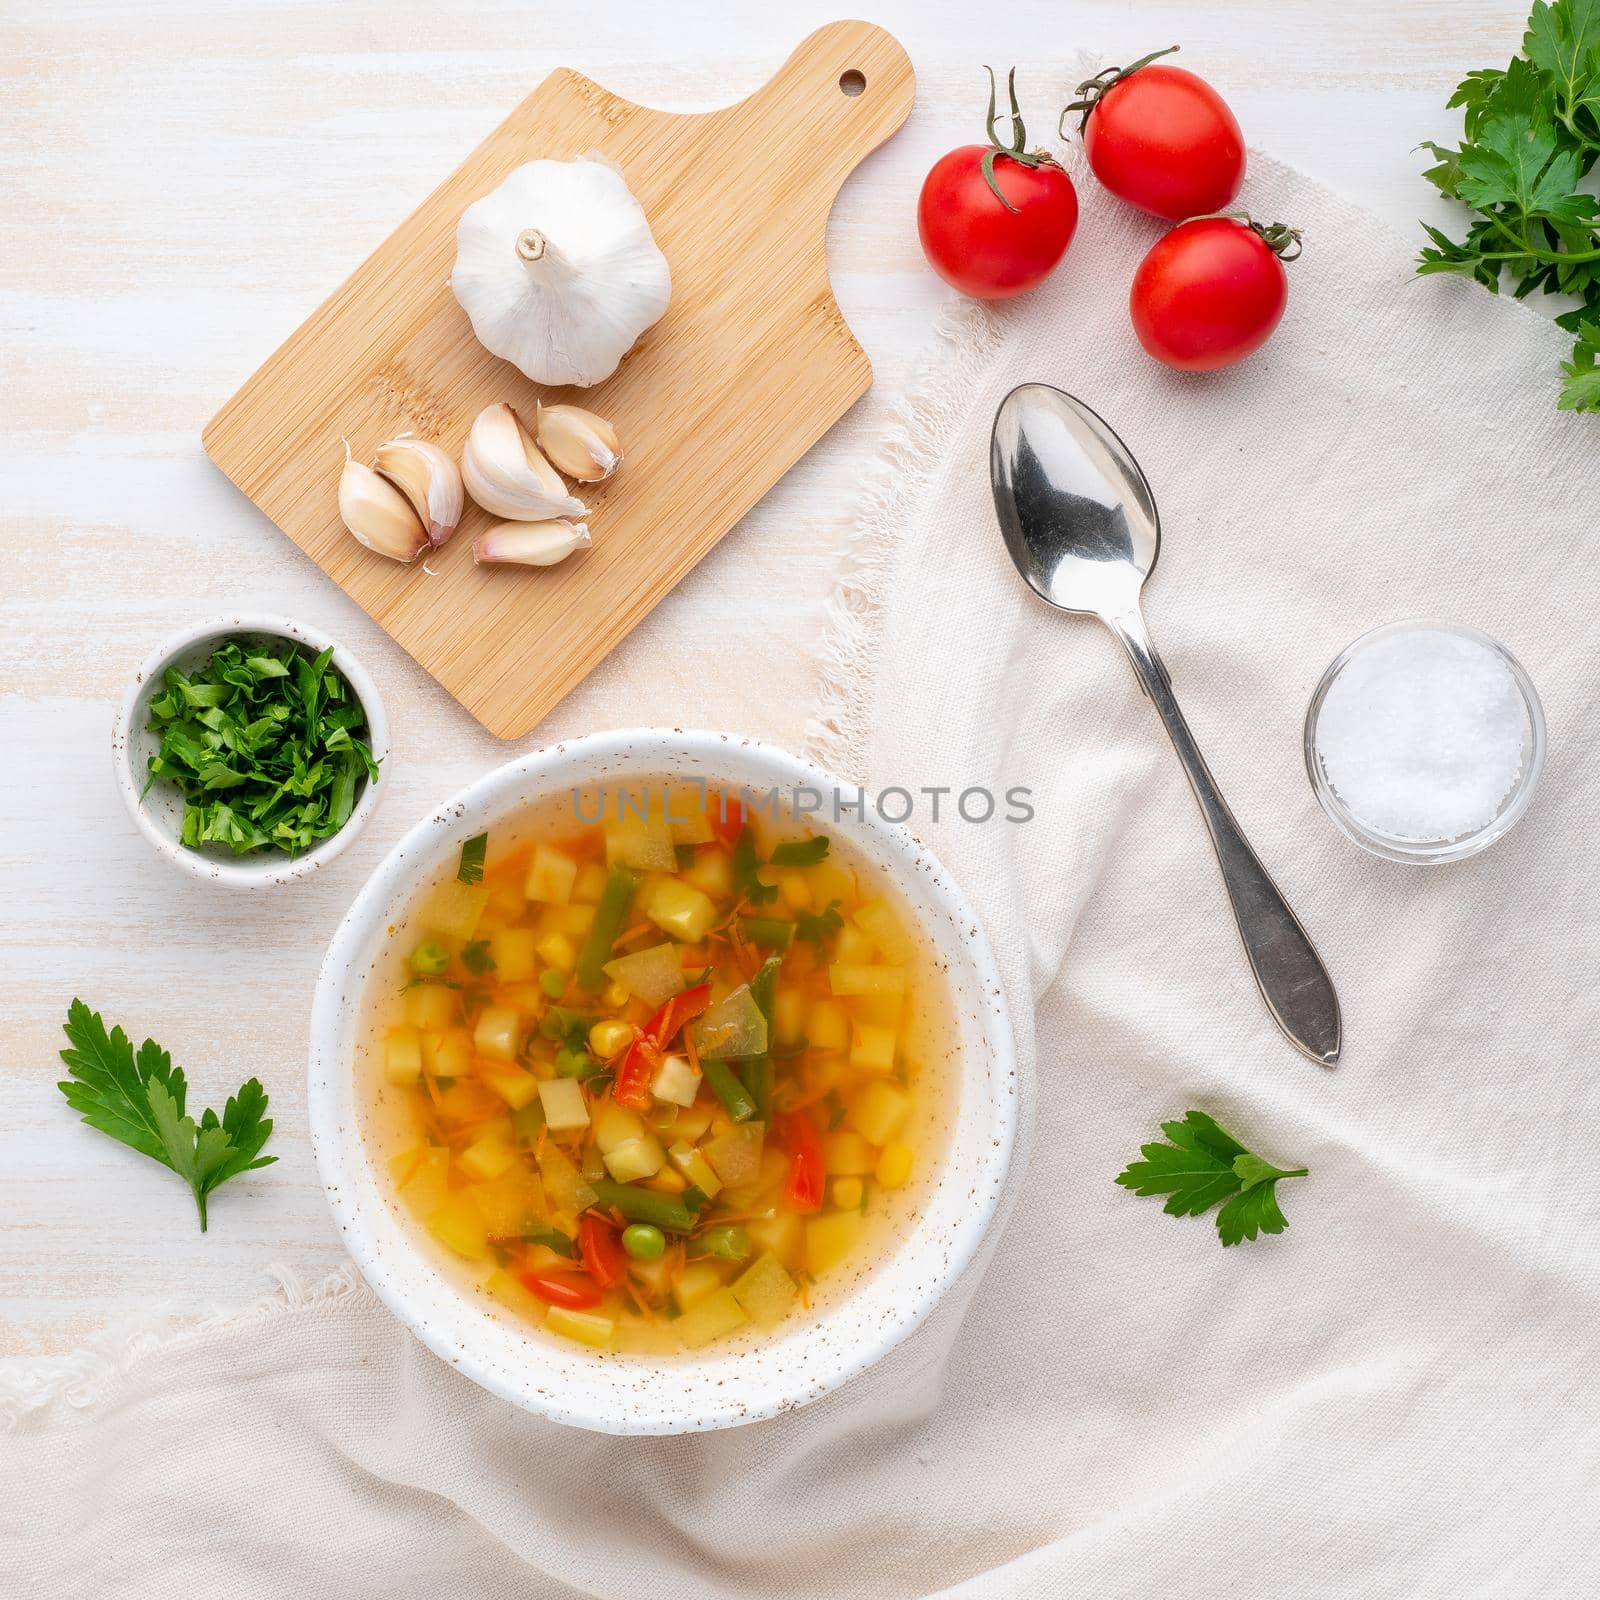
[56, 999, 276, 1231]
[1116, 1110, 1306, 1247]
[1417, 0, 1600, 410]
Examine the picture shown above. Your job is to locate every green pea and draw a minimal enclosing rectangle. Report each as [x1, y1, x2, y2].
[697, 1224, 751, 1261]
[554, 1048, 600, 1080]
[539, 968, 567, 999]
[622, 1223, 665, 1261]
[409, 940, 449, 976]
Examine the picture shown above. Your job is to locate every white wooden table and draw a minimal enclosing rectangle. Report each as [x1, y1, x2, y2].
[0, 0, 1525, 1357]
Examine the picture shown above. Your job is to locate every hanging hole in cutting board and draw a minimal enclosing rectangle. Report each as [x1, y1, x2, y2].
[839, 69, 866, 96]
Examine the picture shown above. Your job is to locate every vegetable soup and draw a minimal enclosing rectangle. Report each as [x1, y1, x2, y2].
[360, 783, 952, 1355]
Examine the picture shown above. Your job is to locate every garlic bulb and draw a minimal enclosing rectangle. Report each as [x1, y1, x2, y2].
[450, 156, 671, 388]
[474, 519, 591, 567]
[338, 446, 428, 563]
[536, 403, 622, 482]
[374, 438, 463, 547]
[461, 403, 588, 522]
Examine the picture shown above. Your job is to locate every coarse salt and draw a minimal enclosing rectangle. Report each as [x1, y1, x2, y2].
[1314, 628, 1525, 842]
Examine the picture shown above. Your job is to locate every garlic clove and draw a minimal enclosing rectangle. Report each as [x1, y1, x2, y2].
[473, 518, 591, 567]
[535, 402, 622, 483]
[374, 438, 463, 547]
[461, 403, 589, 522]
[338, 452, 428, 563]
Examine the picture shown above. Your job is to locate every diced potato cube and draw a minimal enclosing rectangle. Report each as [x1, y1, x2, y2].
[746, 1209, 802, 1268]
[484, 878, 527, 922]
[804, 1209, 863, 1275]
[592, 1100, 647, 1155]
[853, 899, 915, 962]
[674, 1286, 749, 1349]
[829, 964, 907, 998]
[472, 1005, 524, 1062]
[808, 1053, 849, 1098]
[848, 990, 904, 1029]
[606, 812, 677, 872]
[538, 1077, 590, 1132]
[831, 1176, 864, 1210]
[525, 844, 578, 905]
[667, 1141, 722, 1198]
[604, 1135, 664, 1183]
[703, 1121, 765, 1187]
[468, 1167, 546, 1237]
[777, 871, 812, 911]
[427, 881, 489, 941]
[824, 1131, 875, 1176]
[422, 1028, 473, 1079]
[806, 861, 854, 907]
[665, 785, 715, 844]
[536, 903, 594, 939]
[483, 1266, 546, 1322]
[875, 1142, 913, 1189]
[833, 924, 875, 965]
[640, 878, 717, 943]
[807, 1000, 850, 1052]
[646, 1162, 687, 1193]
[773, 988, 806, 1046]
[384, 1026, 423, 1085]
[848, 1081, 910, 1147]
[669, 1104, 715, 1144]
[682, 848, 733, 898]
[535, 932, 577, 972]
[478, 1063, 540, 1110]
[488, 928, 538, 982]
[390, 1146, 450, 1219]
[458, 1132, 516, 1182]
[538, 1140, 596, 1217]
[405, 983, 456, 1032]
[730, 1252, 798, 1329]
[428, 1193, 488, 1260]
[545, 1306, 616, 1348]
[672, 1260, 725, 1311]
[849, 1022, 898, 1075]
[572, 861, 608, 904]
[652, 1053, 701, 1108]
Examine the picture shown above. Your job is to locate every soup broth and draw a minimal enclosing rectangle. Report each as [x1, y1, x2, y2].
[359, 781, 952, 1355]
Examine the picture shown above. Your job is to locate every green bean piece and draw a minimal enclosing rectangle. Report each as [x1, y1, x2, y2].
[739, 917, 794, 950]
[522, 1226, 576, 1258]
[696, 1224, 752, 1261]
[576, 867, 636, 990]
[702, 1057, 758, 1123]
[740, 1057, 775, 1123]
[410, 941, 449, 976]
[588, 1179, 696, 1234]
[750, 953, 783, 1018]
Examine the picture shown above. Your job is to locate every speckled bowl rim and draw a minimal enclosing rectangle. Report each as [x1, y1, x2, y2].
[111, 613, 390, 889]
[309, 729, 1018, 1434]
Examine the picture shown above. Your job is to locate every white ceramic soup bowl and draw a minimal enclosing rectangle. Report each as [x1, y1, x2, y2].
[309, 730, 1017, 1434]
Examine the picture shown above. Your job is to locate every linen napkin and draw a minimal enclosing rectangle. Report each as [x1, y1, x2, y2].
[6, 149, 1599, 1599]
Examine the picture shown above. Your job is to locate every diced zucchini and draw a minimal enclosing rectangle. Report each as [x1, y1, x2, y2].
[572, 861, 608, 904]
[427, 1193, 488, 1260]
[404, 984, 455, 1032]
[823, 1130, 875, 1176]
[487, 928, 538, 982]
[703, 1121, 765, 1187]
[537, 1076, 590, 1132]
[746, 1208, 803, 1268]
[672, 1260, 725, 1311]
[458, 1132, 516, 1182]
[804, 1209, 862, 1274]
[427, 881, 489, 941]
[667, 1140, 722, 1197]
[807, 999, 850, 1051]
[730, 1252, 799, 1329]
[525, 844, 578, 905]
[848, 1080, 910, 1147]
[603, 1135, 664, 1183]
[673, 1286, 749, 1349]
[421, 1028, 473, 1080]
[849, 1022, 897, 1075]
[472, 1005, 523, 1062]
[384, 1026, 423, 1085]
[692, 985, 768, 1059]
[853, 898, 915, 962]
[640, 878, 717, 943]
[592, 1100, 647, 1155]
[478, 1063, 540, 1110]
[828, 963, 906, 998]
[606, 812, 677, 872]
[538, 1140, 597, 1217]
[651, 1052, 701, 1107]
[545, 1306, 616, 1348]
[603, 942, 686, 1007]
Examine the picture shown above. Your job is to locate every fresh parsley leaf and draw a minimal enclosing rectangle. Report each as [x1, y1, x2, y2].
[1419, 0, 1600, 410]
[1115, 1110, 1306, 1247]
[795, 900, 845, 945]
[731, 827, 777, 905]
[56, 999, 276, 1231]
[770, 834, 830, 867]
[457, 832, 488, 885]
[460, 939, 496, 976]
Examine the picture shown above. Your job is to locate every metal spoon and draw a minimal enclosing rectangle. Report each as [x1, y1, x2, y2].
[991, 382, 1340, 1065]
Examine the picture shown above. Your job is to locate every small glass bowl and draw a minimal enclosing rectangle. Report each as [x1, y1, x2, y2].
[1303, 620, 1546, 864]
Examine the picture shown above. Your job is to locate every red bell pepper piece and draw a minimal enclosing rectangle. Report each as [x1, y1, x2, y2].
[707, 792, 745, 847]
[578, 1215, 627, 1289]
[520, 1269, 603, 1310]
[780, 1111, 826, 1212]
[613, 983, 712, 1109]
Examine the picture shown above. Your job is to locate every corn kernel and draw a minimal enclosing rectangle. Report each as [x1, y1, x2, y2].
[587, 1019, 636, 1060]
[603, 981, 630, 1009]
[875, 1142, 913, 1189]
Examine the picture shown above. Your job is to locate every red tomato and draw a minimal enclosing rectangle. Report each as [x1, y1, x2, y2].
[613, 982, 712, 1109]
[520, 1269, 603, 1310]
[1071, 50, 1244, 221]
[707, 792, 743, 847]
[1129, 217, 1297, 371]
[578, 1215, 627, 1289]
[779, 1112, 826, 1213]
[918, 69, 1078, 300]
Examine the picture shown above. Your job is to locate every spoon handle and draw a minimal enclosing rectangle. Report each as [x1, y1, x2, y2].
[1107, 610, 1341, 1066]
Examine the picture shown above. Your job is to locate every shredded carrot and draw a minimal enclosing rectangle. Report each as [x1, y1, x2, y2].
[610, 921, 657, 950]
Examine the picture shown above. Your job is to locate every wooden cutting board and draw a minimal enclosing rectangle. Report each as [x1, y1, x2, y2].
[202, 22, 914, 739]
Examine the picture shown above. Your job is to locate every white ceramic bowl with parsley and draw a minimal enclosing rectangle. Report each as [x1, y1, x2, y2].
[113, 614, 389, 889]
